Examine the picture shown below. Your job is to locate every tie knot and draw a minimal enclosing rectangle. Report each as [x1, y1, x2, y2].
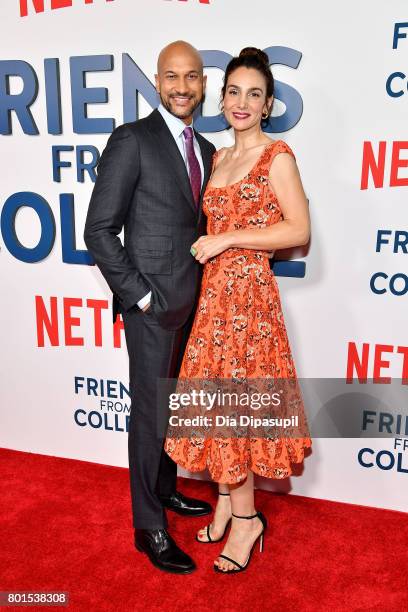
[183, 126, 194, 140]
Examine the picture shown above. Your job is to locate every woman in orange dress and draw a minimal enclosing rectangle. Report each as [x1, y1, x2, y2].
[164, 47, 311, 573]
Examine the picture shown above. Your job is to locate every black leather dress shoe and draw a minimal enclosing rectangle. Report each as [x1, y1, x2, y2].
[159, 491, 212, 517]
[134, 528, 196, 574]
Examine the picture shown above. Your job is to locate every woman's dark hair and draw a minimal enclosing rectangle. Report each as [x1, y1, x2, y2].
[221, 47, 274, 124]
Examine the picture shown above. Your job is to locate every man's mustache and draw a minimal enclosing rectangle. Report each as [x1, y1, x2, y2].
[169, 93, 195, 99]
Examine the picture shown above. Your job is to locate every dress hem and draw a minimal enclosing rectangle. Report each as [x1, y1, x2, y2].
[167, 439, 312, 485]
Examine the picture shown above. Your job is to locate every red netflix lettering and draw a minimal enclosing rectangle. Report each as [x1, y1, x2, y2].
[361, 140, 408, 190]
[20, 0, 114, 17]
[346, 342, 369, 382]
[63, 297, 84, 346]
[346, 341, 408, 382]
[35, 295, 124, 348]
[360, 141, 386, 190]
[86, 298, 108, 346]
[390, 142, 408, 187]
[373, 344, 393, 383]
[113, 316, 124, 348]
[35, 295, 59, 346]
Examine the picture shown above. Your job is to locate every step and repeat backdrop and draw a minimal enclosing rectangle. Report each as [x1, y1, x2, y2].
[1, 0, 407, 513]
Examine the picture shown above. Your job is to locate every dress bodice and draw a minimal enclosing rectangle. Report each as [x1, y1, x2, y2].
[202, 140, 296, 273]
[203, 140, 295, 234]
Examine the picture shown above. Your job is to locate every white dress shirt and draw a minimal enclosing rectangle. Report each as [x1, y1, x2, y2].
[136, 104, 204, 310]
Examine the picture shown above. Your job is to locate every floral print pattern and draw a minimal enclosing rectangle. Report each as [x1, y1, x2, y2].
[164, 141, 312, 483]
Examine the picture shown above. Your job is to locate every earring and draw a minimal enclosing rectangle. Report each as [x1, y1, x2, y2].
[262, 110, 269, 120]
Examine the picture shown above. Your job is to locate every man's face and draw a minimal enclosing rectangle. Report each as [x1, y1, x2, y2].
[155, 49, 206, 124]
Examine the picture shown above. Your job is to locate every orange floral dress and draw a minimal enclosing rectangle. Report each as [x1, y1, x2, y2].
[164, 140, 312, 484]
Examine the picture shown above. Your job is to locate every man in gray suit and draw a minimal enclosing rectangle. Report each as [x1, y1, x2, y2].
[84, 41, 215, 574]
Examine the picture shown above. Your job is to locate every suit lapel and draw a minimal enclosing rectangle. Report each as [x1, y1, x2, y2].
[147, 109, 197, 214]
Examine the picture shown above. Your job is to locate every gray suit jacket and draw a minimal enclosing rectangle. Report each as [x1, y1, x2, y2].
[84, 109, 216, 330]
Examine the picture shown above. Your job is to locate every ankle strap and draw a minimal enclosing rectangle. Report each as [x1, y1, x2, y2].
[232, 512, 258, 520]
[218, 492, 230, 496]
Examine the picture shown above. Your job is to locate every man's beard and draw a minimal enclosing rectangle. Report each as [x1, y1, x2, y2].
[161, 94, 201, 119]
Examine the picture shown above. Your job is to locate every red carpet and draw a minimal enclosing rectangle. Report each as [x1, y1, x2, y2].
[0, 447, 406, 612]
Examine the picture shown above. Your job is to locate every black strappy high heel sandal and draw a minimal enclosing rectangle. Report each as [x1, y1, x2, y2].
[195, 492, 232, 544]
[213, 510, 267, 573]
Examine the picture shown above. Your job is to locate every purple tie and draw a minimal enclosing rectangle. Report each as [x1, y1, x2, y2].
[183, 126, 202, 208]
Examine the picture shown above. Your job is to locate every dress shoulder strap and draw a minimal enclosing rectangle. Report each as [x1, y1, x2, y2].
[268, 140, 296, 162]
[254, 140, 296, 177]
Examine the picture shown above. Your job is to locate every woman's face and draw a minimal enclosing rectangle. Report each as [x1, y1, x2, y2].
[223, 66, 272, 132]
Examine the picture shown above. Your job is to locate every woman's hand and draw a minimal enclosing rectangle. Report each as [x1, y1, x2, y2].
[191, 234, 276, 264]
[191, 233, 233, 264]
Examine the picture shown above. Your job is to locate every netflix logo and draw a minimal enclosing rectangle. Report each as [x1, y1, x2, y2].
[19, 0, 114, 17]
[19, 0, 210, 16]
[35, 295, 125, 349]
[347, 341, 408, 382]
[361, 141, 408, 190]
